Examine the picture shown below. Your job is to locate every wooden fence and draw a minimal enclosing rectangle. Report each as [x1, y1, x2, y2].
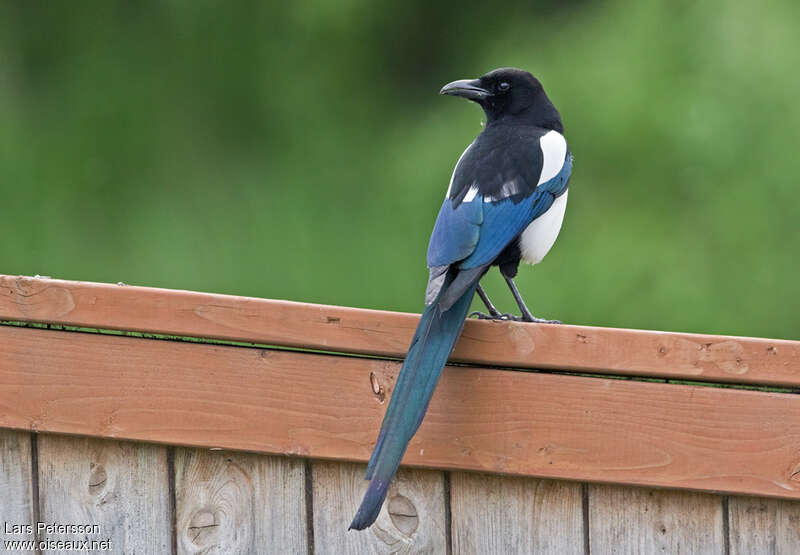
[1, 274, 799, 554]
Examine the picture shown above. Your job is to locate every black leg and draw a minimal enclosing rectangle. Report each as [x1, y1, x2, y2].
[503, 275, 561, 324]
[469, 284, 506, 319]
[470, 283, 530, 321]
[476, 284, 501, 316]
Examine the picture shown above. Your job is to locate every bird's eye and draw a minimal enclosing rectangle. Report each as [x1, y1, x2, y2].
[498, 82, 510, 92]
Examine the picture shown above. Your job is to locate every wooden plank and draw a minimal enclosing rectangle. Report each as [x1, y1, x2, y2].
[0, 430, 34, 531]
[728, 496, 800, 554]
[450, 472, 583, 554]
[37, 435, 171, 553]
[174, 448, 307, 554]
[589, 484, 724, 554]
[4, 326, 800, 501]
[311, 461, 446, 554]
[2, 275, 798, 386]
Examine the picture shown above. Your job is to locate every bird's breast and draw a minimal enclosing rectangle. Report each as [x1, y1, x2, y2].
[519, 190, 568, 265]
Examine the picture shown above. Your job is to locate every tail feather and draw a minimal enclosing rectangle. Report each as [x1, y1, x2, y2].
[364, 304, 436, 480]
[349, 276, 478, 530]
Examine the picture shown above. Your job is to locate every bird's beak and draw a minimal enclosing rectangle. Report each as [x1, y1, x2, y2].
[439, 78, 490, 100]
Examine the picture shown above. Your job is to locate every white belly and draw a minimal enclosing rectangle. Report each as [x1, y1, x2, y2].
[519, 190, 568, 265]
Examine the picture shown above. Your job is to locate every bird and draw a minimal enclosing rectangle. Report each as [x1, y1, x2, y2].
[349, 67, 572, 530]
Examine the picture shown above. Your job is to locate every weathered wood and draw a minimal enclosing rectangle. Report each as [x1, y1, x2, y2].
[728, 496, 800, 554]
[4, 326, 800, 501]
[450, 472, 583, 554]
[311, 461, 446, 554]
[37, 435, 171, 553]
[2, 275, 798, 386]
[589, 484, 724, 554]
[0, 430, 34, 529]
[174, 448, 307, 554]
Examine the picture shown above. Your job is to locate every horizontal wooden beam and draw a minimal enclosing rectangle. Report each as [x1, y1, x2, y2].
[3, 325, 800, 500]
[2, 275, 799, 386]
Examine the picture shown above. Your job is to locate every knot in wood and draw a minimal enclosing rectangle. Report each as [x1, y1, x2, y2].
[88, 462, 107, 495]
[789, 463, 800, 483]
[387, 494, 418, 536]
[188, 509, 220, 547]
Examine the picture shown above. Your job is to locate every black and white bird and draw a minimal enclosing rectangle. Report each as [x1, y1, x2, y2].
[350, 68, 572, 530]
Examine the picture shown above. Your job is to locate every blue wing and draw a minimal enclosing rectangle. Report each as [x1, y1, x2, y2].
[426, 149, 571, 303]
[461, 153, 571, 269]
[426, 192, 483, 267]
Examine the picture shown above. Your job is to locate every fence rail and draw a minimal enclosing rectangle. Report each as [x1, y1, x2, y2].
[3, 274, 797, 385]
[1, 274, 799, 553]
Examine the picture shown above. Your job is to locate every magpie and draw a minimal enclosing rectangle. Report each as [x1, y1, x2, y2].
[349, 68, 572, 530]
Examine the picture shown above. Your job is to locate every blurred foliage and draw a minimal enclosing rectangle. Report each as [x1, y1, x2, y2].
[1, 1, 798, 339]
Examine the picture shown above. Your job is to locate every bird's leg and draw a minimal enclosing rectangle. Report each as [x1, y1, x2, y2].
[476, 284, 501, 315]
[503, 275, 561, 324]
[469, 284, 503, 319]
[470, 284, 527, 321]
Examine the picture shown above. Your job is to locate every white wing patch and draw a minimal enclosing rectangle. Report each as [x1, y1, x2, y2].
[538, 130, 567, 185]
[463, 185, 479, 203]
[483, 177, 525, 202]
[446, 142, 474, 198]
[519, 190, 568, 265]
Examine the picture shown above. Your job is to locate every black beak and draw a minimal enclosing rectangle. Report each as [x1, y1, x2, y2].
[439, 78, 490, 101]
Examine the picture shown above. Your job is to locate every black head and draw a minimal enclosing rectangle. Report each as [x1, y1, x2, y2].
[440, 67, 562, 131]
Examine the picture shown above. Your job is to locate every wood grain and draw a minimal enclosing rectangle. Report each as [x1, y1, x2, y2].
[4, 325, 800, 501]
[2, 274, 798, 386]
[588, 484, 724, 554]
[0, 430, 34, 529]
[37, 435, 171, 553]
[450, 473, 583, 554]
[311, 461, 446, 554]
[174, 448, 307, 554]
[728, 496, 800, 554]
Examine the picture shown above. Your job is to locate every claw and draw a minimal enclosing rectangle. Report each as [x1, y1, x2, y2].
[499, 313, 523, 321]
[470, 311, 562, 324]
[469, 311, 521, 321]
[469, 311, 495, 320]
[524, 316, 562, 324]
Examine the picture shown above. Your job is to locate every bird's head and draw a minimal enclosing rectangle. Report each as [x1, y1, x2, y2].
[440, 67, 562, 130]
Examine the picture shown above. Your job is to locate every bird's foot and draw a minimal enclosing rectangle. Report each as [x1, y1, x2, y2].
[470, 311, 562, 324]
[525, 315, 562, 324]
[469, 311, 524, 321]
[517, 305, 562, 324]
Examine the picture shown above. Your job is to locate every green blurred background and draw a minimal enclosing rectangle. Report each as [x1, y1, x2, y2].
[1, 1, 798, 339]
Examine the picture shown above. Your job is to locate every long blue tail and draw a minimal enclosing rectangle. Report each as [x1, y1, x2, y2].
[349, 278, 478, 530]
